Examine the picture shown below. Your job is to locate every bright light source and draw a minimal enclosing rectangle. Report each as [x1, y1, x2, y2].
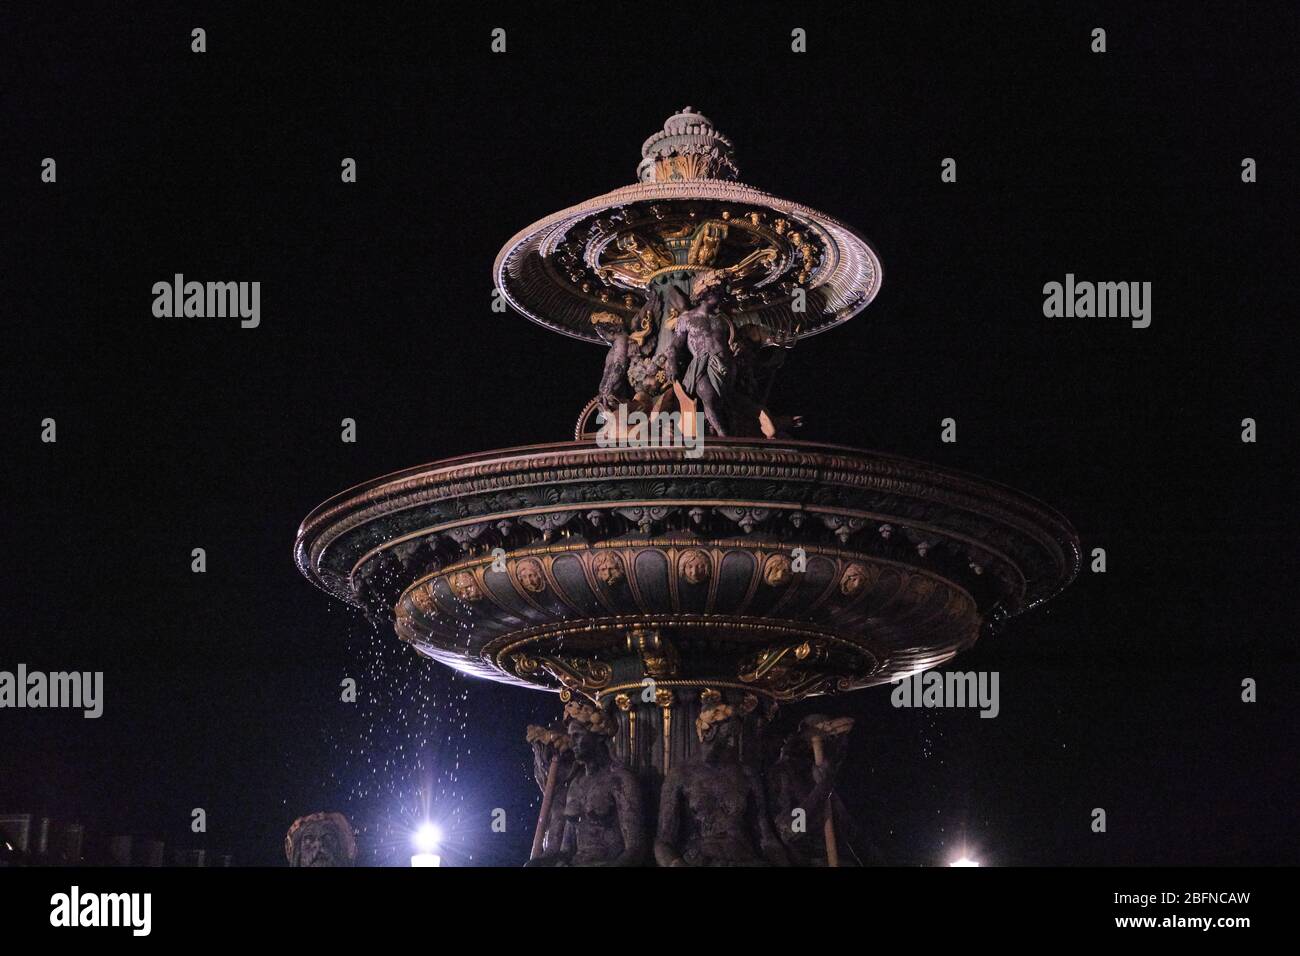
[413, 823, 443, 854]
[410, 852, 441, 867]
[950, 856, 980, 867]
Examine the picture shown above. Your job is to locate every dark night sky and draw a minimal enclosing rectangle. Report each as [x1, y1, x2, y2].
[2, 3, 1295, 866]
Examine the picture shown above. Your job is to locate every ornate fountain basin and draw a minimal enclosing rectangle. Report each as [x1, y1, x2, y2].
[295, 439, 1078, 702]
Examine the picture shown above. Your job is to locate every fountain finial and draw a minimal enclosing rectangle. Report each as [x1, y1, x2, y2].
[637, 106, 739, 183]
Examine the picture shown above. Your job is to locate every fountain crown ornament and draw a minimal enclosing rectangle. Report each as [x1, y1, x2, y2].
[494, 106, 883, 343]
[637, 106, 740, 183]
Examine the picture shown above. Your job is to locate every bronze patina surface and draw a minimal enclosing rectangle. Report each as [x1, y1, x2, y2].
[296, 439, 1076, 699]
[295, 108, 1079, 865]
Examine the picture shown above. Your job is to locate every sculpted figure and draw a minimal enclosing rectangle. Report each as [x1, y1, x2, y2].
[600, 231, 675, 284]
[591, 311, 637, 414]
[767, 715, 869, 866]
[527, 701, 645, 867]
[526, 724, 574, 858]
[284, 812, 357, 867]
[592, 290, 663, 415]
[669, 271, 736, 436]
[687, 220, 727, 266]
[655, 704, 788, 866]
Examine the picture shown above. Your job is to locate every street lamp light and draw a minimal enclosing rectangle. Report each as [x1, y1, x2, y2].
[411, 822, 442, 867]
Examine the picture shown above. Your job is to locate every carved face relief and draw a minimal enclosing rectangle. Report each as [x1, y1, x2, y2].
[297, 823, 341, 866]
[763, 553, 794, 587]
[285, 813, 356, 868]
[593, 551, 625, 588]
[516, 559, 546, 594]
[840, 562, 870, 597]
[680, 550, 711, 585]
[906, 576, 936, 603]
[566, 719, 610, 763]
[409, 584, 437, 615]
[699, 715, 741, 761]
[449, 571, 483, 603]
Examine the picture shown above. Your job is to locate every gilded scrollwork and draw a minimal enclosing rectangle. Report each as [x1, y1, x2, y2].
[513, 653, 613, 693]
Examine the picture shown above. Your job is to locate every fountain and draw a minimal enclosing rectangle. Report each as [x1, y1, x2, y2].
[294, 108, 1079, 865]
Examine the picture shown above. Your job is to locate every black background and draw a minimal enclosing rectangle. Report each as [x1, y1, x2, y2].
[2, 2, 1295, 867]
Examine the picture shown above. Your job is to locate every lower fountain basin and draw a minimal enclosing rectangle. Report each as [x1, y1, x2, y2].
[295, 439, 1078, 701]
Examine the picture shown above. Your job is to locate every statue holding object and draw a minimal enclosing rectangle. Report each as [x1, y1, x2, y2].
[526, 701, 645, 867]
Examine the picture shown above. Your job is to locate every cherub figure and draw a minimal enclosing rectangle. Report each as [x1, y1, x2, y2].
[591, 311, 636, 414]
[591, 290, 662, 414]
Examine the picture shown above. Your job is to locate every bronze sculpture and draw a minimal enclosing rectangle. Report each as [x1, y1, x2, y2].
[767, 715, 859, 866]
[527, 701, 645, 866]
[592, 310, 639, 416]
[655, 703, 788, 866]
[296, 107, 1080, 867]
[527, 724, 574, 858]
[284, 811, 357, 867]
[667, 271, 737, 436]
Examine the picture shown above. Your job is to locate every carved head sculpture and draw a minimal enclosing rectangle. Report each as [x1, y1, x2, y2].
[840, 562, 870, 597]
[409, 583, 437, 615]
[516, 558, 546, 594]
[449, 571, 483, 602]
[592, 550, 625, 587]
[695, 702, 741, 760]
[284, 812, 357, 868]
[763, 553, 794, 587]
[689, 268, 727, 304]
[680, 550, 711, 585]
[590, 310, 627, 343]
[563, 700, 617, 764]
